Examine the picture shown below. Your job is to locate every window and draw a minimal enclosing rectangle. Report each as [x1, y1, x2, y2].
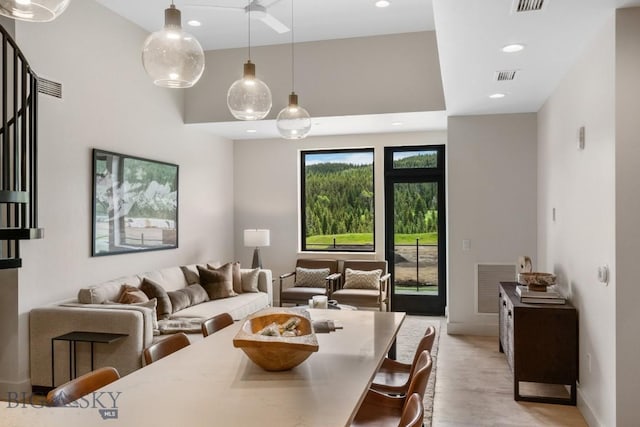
[301, 148, 374, 252]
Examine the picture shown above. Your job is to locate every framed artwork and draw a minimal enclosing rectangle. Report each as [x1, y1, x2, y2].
[92, 149, 178, 256]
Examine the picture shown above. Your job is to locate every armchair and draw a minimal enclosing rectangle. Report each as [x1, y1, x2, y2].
[331, 260, 391, 311]
[279, 259, 339, 306]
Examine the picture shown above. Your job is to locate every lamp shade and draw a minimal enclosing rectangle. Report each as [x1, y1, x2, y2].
[141, 4, 205, 88]
[244, 229, 270, 247]
[0, 0, 70, 22]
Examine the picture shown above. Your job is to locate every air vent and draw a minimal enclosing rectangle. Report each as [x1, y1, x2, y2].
[496, 70, 517, 81]
[37, 77, 62, 98]
[513, 0, 545, 12]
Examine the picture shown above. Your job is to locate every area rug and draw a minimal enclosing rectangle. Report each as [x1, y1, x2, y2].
[394, 315, 441, 427]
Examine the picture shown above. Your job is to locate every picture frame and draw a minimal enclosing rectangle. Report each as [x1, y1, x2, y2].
[92, 149, 178, 256]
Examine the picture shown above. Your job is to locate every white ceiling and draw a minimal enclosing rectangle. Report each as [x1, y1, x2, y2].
[96, 0, 640, 139]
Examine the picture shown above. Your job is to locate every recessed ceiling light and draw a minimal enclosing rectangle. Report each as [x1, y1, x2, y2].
[187, 20, 202, 27]
[246, 129, 257, 133]
[502, 43, 525, 53]
[375, 0, 391, 8]
[489, 93, 506, 99]
[391, 121, 403, 126]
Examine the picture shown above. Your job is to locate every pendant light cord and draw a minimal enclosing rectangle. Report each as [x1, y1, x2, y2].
[291, 0, 295, 92]
[248, 0, 252, 61]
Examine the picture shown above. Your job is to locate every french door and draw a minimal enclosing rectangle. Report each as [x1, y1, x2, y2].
[384, 145, 446, 315]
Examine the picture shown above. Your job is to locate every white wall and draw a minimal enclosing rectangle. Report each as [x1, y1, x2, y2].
[233, 131, 446, 305]
[537, 16, 616, 427]
[447, 114, 538, 335]
[0, 0, 235, 393]
[185, 31, 445, 123]
[614, 7, 640, 426]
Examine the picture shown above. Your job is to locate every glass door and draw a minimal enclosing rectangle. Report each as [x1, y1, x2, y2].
[384, 146, 446, 315]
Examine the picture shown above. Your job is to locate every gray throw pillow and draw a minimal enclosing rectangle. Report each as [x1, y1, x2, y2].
[343, 268, 382, 290]
[140, 277, 172, 320]
[197, 265, 237, 300]
[168, 284, 210, 313]
[180, 265, 201, 285]
[294, 267, 330, 288]
[241, 268, 260, 293]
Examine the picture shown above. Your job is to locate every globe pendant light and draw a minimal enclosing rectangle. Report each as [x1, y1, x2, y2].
[142, 2, 205, 89]
[0, 0, 70, 22]
[276, 0, 311, 139]
[277, 92, 311, 139]
[227, 0, 272, 120]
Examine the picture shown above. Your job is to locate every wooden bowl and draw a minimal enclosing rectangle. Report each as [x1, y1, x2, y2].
[233, 308, 319, 371]
[517, 272, 557, 291]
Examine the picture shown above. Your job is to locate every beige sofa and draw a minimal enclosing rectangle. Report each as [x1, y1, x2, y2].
[29, 263, 272, 391]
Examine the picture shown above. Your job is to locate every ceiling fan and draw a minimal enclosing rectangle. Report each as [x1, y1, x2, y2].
[187, 0, 290, 34]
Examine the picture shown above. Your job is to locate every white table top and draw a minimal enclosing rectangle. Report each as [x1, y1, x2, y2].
[2, 309, 405, 427]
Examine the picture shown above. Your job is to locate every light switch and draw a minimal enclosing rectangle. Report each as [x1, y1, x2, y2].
[462, 239, 470, 251]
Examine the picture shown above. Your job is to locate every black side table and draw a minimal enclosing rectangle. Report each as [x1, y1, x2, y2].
[51, 331, 128, 387]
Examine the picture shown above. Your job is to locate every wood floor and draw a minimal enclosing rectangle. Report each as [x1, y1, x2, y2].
[432, 319, 588, 426]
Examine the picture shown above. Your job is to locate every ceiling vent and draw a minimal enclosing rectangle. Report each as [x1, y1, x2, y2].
[512, 0, 545, 12]
[495, 70, 517, 81]
[37, 77, 62, 99]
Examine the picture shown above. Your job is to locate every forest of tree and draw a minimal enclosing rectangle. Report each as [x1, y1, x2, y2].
[304, 153, 438, 239]
[305, 162, 374, 237]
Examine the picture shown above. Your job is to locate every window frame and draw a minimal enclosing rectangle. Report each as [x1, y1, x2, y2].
[300, 148, 376, 253]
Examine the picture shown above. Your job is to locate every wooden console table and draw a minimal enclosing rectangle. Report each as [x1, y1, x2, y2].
[498, 282, 578, 405]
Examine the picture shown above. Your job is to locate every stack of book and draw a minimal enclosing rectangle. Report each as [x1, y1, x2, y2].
[516, 285, 566, 304]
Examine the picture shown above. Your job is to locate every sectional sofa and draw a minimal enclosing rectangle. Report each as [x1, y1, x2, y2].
[29, 262, 273, 392]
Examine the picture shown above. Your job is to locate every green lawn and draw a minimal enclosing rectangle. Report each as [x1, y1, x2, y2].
[394, 233, 438, 245]
[305, 232, 438, 247]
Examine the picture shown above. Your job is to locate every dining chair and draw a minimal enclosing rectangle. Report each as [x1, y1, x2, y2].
[371, 325, 436, 394]
[46, 366, 120, 407]
[351, 351, 432, 426]
[143, 332, 190, 365]
[279, 259, 340, 306]
[202, 313, 234, 337]
[398, 393, 424, 427]
[331, 260, 391, 311]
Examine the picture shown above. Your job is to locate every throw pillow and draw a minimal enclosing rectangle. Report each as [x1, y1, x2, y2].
[117, 284, 149, 304]
[294, 267, 330, 288]
[167, 284, 210, 313]
[208, 262, 242, 294]
[140, 277, 172, 320]
[241, 268, 260, 293]
[343, 268, 382, 290]
[198, 264, 237, 300]
[180, 265, 201, 285]
[167, 289, 191, 313]
[104, 298, 159, 331]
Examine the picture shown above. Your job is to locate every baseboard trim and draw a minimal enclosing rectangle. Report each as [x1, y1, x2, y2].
[577, 387, 603, 427]
[0, 378, 31, 401]
[446, 320, 498, 336]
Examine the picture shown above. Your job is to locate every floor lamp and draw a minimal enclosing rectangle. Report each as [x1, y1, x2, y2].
[244, 229, 270, 269]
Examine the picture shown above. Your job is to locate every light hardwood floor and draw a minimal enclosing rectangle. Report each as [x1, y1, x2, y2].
[432, 319, 587, 426]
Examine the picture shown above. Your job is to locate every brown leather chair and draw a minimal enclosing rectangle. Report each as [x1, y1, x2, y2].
[46, 367, 120, 407]
[398, 393, 424, 427]
[351, 351, 432, 426]
[143, 332, 190, 365]
[202, 313, 234, 337]
[279, 259, 339, 306]
[332, 260, 391, 311]
[371, 325, 436, 394]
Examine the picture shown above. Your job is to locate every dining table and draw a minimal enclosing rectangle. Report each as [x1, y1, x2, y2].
[1, 308, 405, 427]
